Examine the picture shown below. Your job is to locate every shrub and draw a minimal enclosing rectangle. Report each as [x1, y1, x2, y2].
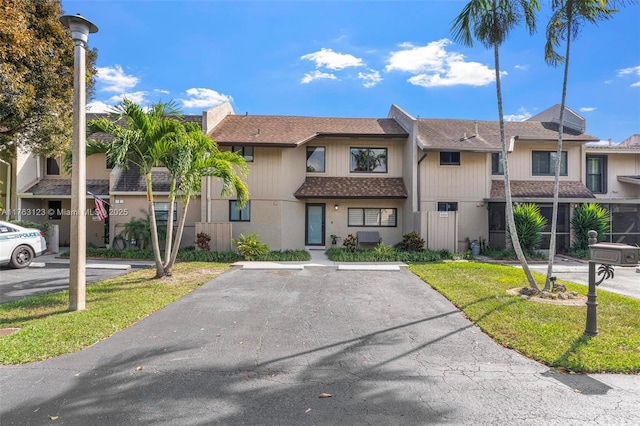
[373, 242, 395, 261]
[342, 234, 357, 252]
[571, 203, 610, 250]
[195, 232, 211, 251]
[400, 231, 425, 252]
[513, 203, 547, 254]
[232, 233, 270, 260]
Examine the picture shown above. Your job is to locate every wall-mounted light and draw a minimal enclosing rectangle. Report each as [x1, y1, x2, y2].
[334, 204, 339, 210]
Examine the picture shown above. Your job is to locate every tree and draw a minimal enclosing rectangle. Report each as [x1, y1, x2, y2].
[0, 0, 97, 159]
[451, 0, 541, 290]
[87, 99, 183, 278]
[543, 0, 620, 291]
[163, 122, 249, 275]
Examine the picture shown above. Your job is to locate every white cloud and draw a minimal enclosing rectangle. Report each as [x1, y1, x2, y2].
[301, 48, 365, 70]
[179, 88, 233, 109]
[386, 39, 498, 87]
[514, 64, 528, 71]
[86, 101, 113, 113]
[154, 89, 170, 95]
[108, 91, 149, 105]
[358, 70, 382, 88]
[301, 71, 338, 84]
[407, 59, 499, 88]
[386, 40, 450, 74]
[504, 108, 532, 122]
[580, 107, 596, 112]
[617, 65, 640, 87]
[96, 65, 139, 92]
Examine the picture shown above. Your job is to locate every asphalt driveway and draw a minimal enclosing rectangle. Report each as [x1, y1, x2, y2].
[1, 267, 639, 425]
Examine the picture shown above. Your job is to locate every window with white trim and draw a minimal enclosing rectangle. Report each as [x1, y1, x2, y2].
[350, 148, 387, 173]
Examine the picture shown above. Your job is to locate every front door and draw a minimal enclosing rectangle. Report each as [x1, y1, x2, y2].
[305, 204, 325, 246]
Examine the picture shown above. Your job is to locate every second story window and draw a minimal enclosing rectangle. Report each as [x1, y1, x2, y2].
[440, 151, 460, 166]
[491, 153, 504, 175]
[46, 157, 60, 175]
[232, 146, 254, 162]
[532, 151, 567, 176]
[586, 155, 607, 193]
[350, 148, 387, 173]
[307, 146, 325, 172]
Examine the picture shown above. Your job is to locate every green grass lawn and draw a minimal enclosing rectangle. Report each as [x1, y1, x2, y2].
[0, 262, 228, 364]
[409, 261, 640, 374]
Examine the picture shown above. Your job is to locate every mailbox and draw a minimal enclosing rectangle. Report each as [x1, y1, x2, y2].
[589, 242, 639, 266]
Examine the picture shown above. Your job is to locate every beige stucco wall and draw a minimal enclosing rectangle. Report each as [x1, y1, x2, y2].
[14, 197, 106, 248]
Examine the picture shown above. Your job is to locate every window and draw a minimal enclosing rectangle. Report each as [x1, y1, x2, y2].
[229, 200, 251, 222]
[440, 151, 460, 166]
[437, 202, 458, 212]
[46, 157, 60, 175]
[586, 155, 607, 193]
[350, 148, 387, 173]
[491, 153, 504, 175]
[48, 200, 62, 220]
[532, 151, 567, 176]
[306, 146, 325, 173]
[347, 208, 397, 227]
[232, 146, 254, 162]
[153, 202, 177, 223]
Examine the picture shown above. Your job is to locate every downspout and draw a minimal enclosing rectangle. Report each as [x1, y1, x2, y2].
[0, 158, 10, 220]
[417, 152, 428, 212]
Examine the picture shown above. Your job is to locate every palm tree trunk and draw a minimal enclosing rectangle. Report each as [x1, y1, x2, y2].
[545, 6, 573, 292]
[165, 198, 190, 276]
[145, 172, 165, 278]
[163, 178, 177, 268]
[494, 43, 539, 290]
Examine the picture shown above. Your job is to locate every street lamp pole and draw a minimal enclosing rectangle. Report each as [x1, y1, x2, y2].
[59, 14, 98, 311]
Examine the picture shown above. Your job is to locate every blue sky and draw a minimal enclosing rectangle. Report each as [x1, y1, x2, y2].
[62, 0, 639, 143]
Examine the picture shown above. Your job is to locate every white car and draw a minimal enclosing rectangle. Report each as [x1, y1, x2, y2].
[0, 220, 47, 268]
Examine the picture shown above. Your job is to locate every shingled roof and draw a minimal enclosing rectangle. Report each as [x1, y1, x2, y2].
[111, 163, 172, 193]
[23, 179, 109, 197]
[490, 180, 595, 199]
[294, 177, 407, 199]
[417, 119, 599, 152]
[208, 115, 409, 147]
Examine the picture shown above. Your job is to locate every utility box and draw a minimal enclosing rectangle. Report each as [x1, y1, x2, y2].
[589, 242, 639, 267]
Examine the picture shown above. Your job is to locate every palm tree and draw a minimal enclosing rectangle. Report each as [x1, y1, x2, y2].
[163, 122, 249, 275]
[451, 0, 541, 290]
[543, 0, 619, 291]
[87, 99, 182, 278]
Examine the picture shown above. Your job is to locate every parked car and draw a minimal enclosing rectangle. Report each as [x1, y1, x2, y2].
[0, 221, 47, 268]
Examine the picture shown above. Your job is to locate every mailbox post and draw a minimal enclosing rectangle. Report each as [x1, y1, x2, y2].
[585, 230, 639, 336]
